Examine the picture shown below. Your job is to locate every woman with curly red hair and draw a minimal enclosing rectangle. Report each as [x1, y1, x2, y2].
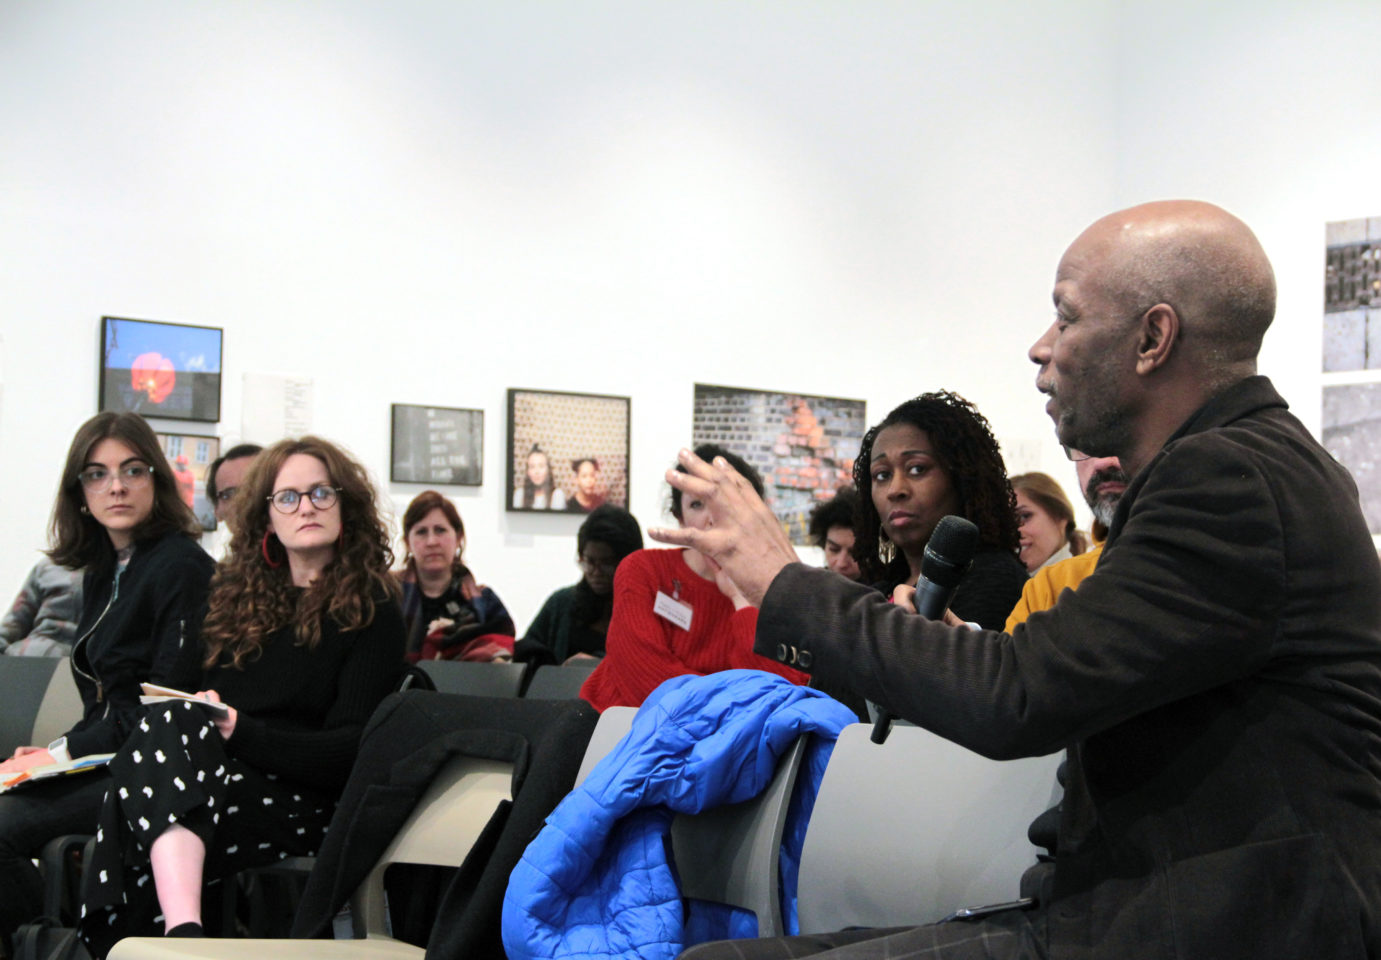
[77, 436, 405, 955]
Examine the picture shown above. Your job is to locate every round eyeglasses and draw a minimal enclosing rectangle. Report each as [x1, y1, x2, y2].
[267, 485, 340, 514]
[78, 462, 154, 493]
[1061, 445, 1091, 462]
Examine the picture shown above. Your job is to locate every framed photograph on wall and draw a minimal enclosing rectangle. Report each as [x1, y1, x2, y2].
[155, 431, 220, 532]
[507, 388, 630, 514]
[692, 383, 866, 545]
[100, 316, 223, 423]
[391, 404, 484, 486]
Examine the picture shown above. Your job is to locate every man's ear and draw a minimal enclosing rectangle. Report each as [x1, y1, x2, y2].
[1135, 303, 1179, 375]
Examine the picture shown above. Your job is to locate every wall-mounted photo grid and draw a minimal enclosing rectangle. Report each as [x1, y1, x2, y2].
[507, 389, 630, 514]
[692, 383, 866, 545]
[1323, 215, 1381, 535]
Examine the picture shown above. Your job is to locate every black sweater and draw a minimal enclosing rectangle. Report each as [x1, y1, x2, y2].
[208, 597, 407, 791]
[945, 547, 1030, 631]
[67, 532, 214, 758]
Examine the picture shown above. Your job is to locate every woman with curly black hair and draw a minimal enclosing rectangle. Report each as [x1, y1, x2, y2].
[77, 436, 405, 955]
[852, 391, 1027, 630]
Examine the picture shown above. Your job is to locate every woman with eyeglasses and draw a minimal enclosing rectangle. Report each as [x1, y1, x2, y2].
[75, 436, 405, 954]
[395, 490, 516, 663]
[516, 504, 644, 667]
[0, 412, 214, 952]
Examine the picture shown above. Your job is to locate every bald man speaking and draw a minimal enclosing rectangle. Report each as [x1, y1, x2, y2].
[658, 202, 1381, 960]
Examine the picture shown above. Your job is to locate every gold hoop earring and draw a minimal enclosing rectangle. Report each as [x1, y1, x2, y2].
[877, 526, 895, 565]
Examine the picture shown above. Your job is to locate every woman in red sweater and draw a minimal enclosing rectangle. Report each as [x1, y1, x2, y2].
[580, 444, 808, 711]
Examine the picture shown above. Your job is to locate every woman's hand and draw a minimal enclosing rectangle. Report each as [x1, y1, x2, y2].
[459, 574, 482, 602]
[0, 748, 57, 774]
[891, 585, 966, 627]
[427, 617, 456, 636]
[196, 690, 238, 741]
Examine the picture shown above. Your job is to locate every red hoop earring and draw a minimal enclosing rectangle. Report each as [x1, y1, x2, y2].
[261, 531, 283, 569]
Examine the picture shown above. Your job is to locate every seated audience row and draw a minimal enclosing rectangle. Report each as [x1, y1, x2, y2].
[0, 385, 1077, 955]
[0, 413, 405, 958]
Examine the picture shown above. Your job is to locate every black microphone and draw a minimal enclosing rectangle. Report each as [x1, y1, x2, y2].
[870, 515, 980, 744]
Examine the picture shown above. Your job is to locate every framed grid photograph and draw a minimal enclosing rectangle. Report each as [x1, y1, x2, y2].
[391, 404, 484, 486]
[100, 316, 223, 423]
[155, 431, 221, 532]
[693, 383, 867, 544]
[507, 388, 630, 514]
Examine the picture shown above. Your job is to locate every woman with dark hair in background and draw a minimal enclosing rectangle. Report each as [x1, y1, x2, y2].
[517, 504, 644, 666]
[1010, 471, 1087, 574]
[76, 435, 405, 955]
[396, 490, 515, 662]
[853, 391, 1027, 629]
[0, 412, 214, 952]
[513, 444, 565, 511]
[807, 487, 863, 581]
[579, 444, 808, 711]
[565, 457, 605, 513]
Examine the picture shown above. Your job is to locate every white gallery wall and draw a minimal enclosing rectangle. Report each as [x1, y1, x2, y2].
[1, 0, 1376, 628]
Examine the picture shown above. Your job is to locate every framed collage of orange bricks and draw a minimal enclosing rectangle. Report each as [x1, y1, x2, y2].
[692, 383, 866, 545]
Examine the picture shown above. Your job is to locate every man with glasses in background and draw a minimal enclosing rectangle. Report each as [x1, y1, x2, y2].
[206, 443, 263, 529]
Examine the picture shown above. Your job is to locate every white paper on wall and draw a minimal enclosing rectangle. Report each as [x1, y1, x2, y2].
[242, 373, 314, 444]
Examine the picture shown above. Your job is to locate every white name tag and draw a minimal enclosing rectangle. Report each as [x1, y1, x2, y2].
[653, 591, 694, 631]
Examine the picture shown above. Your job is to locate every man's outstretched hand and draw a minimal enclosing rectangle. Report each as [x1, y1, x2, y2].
[648, 449, 801, 607]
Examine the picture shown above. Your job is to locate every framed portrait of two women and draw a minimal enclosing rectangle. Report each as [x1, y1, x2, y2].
[506, 388, 630, 514]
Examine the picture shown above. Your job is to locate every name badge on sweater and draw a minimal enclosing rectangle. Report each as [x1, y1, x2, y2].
[653, 591, 693, 631]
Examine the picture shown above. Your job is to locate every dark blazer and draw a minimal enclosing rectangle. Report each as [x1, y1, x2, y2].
[757, 377, 1381, 959]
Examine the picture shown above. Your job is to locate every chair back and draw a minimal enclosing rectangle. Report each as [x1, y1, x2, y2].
[572, 705, 807, 937]
[32, 658, 84, 748]
[668, 736, 807, 937]
[354, 754, 514, 936]
[0, 657, 61, 756]
[416, 660, 527, 697]
[797, 723, 1062, 933]
[573, 706, 636, 786]
[522, 662, 598, 700]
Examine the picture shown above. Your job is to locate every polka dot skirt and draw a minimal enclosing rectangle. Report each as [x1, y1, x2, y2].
[78, 701, 334, 957]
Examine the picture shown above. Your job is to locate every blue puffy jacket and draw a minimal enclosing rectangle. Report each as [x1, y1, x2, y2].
[503, 669, 857, 960]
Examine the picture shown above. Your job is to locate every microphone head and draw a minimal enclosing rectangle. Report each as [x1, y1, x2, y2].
[920, 515, 980, 588]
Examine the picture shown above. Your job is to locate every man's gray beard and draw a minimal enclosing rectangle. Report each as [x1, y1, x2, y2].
[1090, 497, 1118, 529]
